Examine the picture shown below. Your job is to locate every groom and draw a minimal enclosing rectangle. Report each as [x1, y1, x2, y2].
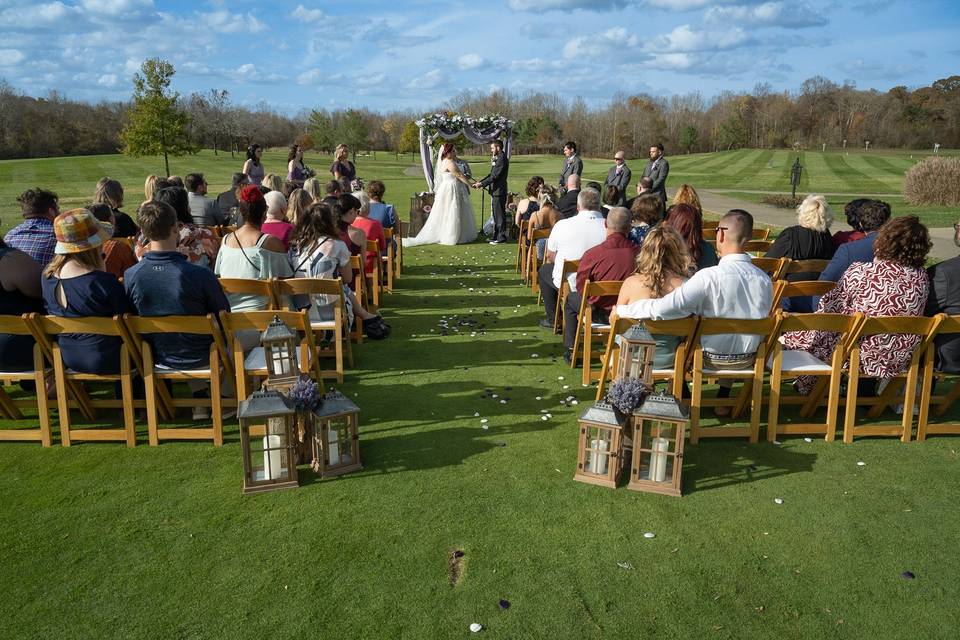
[473, 140, 509, 245]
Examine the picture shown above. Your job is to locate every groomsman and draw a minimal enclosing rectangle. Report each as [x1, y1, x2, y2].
[603, 151, 631, 205]
[642, 143, 669, 203]
[474, 140, 510, 245]
[558, 141, 583, 193]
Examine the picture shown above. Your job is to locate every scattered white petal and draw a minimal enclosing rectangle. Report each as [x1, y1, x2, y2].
[774, 498, 784, 505]
[492, 394, 498, 398]
[535, 396, 542, 401]
[617, 561, 634, 570]
[470, 623, 483, 633]
[482, 425, 489, 430]
[773, 440, 782, 446]
[474, 412, 480, 417]
[541, 415, 549, 421]
[643, 532, 656, 539]
[545, 413, 552, 418]
[558, 376, 564, 380]
[563, 385, 570, 390]
[540, 409, 549, 413]
[857, 461, 866, 466]
[480, 418, 488, 424]
[531, 354, 539, 358]
[500, 400, 507, 404]
[803, 437, 813, 443]
[571, 400, 579, 405]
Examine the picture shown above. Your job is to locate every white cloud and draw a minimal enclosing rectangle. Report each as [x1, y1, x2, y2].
[292, 4, 327, 22]
[198, 10, 265, 34]
[643, 0, 742, 9]
[458, 54, 484, 70]
[563, 26, 639, 59]
[650, 24, 750, 52]
[406, 69, 446, 90]
[704, 2, 827, 28]
[297, 68, 324, 85]
[2, 2, 78, 28]
[509, 0, 625, 9]
[80, 0, 152, 16]
[508, 57, 564, 71]
[0, 48, 25, 65]
[97, 73, 118, 86]
[235, 63, 284, 83]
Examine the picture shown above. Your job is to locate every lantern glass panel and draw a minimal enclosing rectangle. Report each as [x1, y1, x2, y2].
[269, 344, 294, 377]
[628, 346, 646, 378]
[583, 425, 613, 475]
[252, 416, 290, 481]
[325, 417, 353, 466]
[636, 420, 679, 484]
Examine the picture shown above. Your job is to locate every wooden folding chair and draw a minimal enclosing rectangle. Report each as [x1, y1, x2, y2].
[744, 240, 773, 257]
[527, 229, 551, 292]
[596, 316, 699, 401]
[515, 219, 530, 274]
[218, 278, 280, 310]
[779, 259, 831, 281]
[0, 315, 53, 446]
[689, 316, 778, 443]
[771, 280, 836, 311]
[395, 220, 405, 278]
[365, 239, 382, 308]
[751, 257, 785, 280]
[553, 259, 580, 335]
[124, 314, 234, 446]
[32, 315, 138, 447]
[570, 280, 623, 385]
[703, 227, 770, 241]
[274, 278, 353, 382]
[839, 316, 939, 443]
[766, 312, 861, 442]
[350, 254, 371, 313]
[381, 228, 396, 293]
[220, 310, 324, 403]
[917, 314, 960, 440]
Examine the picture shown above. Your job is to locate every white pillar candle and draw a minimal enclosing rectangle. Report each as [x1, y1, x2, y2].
[263, 434, 285, 480]
[590, 439, 609, 475]
[327, 427, 340, 465]
[649, 437, 669, 482]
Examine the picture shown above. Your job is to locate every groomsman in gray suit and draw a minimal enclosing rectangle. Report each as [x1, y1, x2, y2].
[558, 141, 583, 194]
[642, 143, 669, 203]
[603, 151, 631, 205]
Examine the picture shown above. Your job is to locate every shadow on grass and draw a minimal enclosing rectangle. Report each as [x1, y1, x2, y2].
[681, 440, 817, 494]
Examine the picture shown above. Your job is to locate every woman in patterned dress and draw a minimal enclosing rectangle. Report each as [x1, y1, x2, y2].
[784, 215, 932, 395]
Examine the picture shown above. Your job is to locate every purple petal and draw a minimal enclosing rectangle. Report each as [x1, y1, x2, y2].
[901, 571, 916, 580]
[499, 599, 511, 610]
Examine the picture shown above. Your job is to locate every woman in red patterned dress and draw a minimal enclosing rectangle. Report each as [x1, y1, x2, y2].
[784, 215, 931, 395]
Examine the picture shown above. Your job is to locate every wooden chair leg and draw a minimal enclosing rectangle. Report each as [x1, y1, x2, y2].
[866, 378, 905, 419]
[749, 360, 764, 443]
[843, 351, 860, 444]
[800, 377, 830, 418]
[824, 370, 843, 442]
[582, 324, 594, 386]
[0, 385, 22, 420]
[52, 346, 72, 447]
[690, 349, 703, 444]
[767, 360, 782, 443]
[143, 348, 160, 446]
[334, 324, 344, 384]
[917, 355, 934, 441]
[211, 354, 223, 448]
[901, 364, 920, 443]
[34, 347, 52, 447]
[120, 352, 136, 447]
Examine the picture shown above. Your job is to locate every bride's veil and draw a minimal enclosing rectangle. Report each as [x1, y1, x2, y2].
[433, 144, 445, 192]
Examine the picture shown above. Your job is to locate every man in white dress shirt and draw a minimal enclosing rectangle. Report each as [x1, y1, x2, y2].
[614, 209, 772, 408]
[537, 187, 607, 329]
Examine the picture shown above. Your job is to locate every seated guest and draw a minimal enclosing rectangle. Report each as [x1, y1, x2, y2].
[818, 199, 890, 283]
[833, 198, 870, 247]
[367, 180, 397, 231]
[322, 180, 342, 208]
[286, 188, 313, 227]
[5, 188, 59, 267]
[125, 200, 230, 371]
[144, 175, 164, 203]
[615, 209, 773, 413]
[627, 195, 664, 247]
[334, 193, 368, 259]
[42, 209, 130, 374]
[135, 187, 220, 268]
[616, 225, 692, 369]
[515, 177, 544, 226]
[185, 173, 224, 226]
[88, 204, 137, 279]
[562, 207, 639, 362]
[262, 173, 283, 193]
[671, 183, 702, 215]
[538, 188, 607, 330]
[303, 177, 322, 202]
[786, 215, 931, 395]
[0, 233, 44, 372]
[529, 189, 563, 262]
[217, 173, 247, 226]
[94, 178, 138, 238]
[601, 185, 620, 217]
[766, 194, 837, 311]
[166, 175, 184, 188]
[282, 181, 298, 199]
[626, 176, 654, 210]
[555, 174, 581, 219]
[215, 186, 292, 312]
[351, 191, 385, 273]
[925, 223, 960, 373]
[288, 202, 389, 339]
[664, 203, 717, 273]
[261, 191, 293, 250]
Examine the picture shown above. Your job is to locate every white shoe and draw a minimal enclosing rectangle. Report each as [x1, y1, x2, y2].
[192, 406, 210, 421]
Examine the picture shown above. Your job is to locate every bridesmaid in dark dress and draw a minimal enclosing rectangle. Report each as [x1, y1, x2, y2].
[330, 144, 357, 184]
[288, 144, 307, 181]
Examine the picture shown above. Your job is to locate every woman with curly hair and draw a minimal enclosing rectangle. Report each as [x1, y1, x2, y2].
[627, 194, 663, 247]
[664, 203, 717, 272]
[615, 225, 692, 369]
[671, 184, 702, 215]
[784, 215, 931, 395]
[515, 176, 544, 226]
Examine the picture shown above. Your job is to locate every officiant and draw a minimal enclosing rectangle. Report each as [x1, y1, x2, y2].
[603, 151, 631, 206]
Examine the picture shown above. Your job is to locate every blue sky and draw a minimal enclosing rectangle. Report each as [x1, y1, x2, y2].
[1, 0, 957, 113]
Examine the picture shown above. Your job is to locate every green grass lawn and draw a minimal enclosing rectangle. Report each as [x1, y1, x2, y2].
[2, 241, 960, 638]
[0, 147, 953, 236]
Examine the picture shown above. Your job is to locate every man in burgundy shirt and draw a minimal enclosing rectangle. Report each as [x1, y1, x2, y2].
[563, 207, 639, 362]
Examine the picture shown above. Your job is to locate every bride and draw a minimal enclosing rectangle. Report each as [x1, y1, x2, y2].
[404, 142, 477, 247]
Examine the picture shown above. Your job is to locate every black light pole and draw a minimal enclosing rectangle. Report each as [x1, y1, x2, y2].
[790, 157, 803, 200]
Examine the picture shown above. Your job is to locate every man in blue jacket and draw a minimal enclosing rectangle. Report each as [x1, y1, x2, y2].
[819, 200, 891, 283]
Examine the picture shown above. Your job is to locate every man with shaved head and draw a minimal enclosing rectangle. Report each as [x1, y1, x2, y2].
[615, 208, 772, 411]
[562, 206, 639, 363]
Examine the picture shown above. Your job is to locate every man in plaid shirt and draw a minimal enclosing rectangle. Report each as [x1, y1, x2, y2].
[4, 188, 59, 267]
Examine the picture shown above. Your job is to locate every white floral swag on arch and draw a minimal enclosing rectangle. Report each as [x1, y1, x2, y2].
[416, 112, 514, 192]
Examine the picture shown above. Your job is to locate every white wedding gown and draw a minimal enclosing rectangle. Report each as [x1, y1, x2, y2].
[404, 166, 477, 247]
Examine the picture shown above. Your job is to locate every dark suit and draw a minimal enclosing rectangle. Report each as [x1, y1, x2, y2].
[556, 188, 580, 219]
[642, 156, 669, 202]
[559, 155, 583, 189]
[603, 164, 631, 204]
[478, 152, 510, 242]
[813, 232, 877, 309]
[926, 256, 960, 372]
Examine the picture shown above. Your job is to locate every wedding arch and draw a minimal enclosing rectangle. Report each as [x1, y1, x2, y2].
[415, 112, 514, 192]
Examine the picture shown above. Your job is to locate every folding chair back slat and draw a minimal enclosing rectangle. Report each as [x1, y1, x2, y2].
[274, 277, 351, 381]
[553, 259, 581, 334]
[570, 280, 624, 384]
[751, 257, 785, 280]
[782, 259, 830, 278]
[771, 280, 836, 310]
[219, 278, 280, 310]
[0, 315, 53, 446]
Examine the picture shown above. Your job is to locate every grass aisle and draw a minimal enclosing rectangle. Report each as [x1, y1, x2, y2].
[2, 241, 960, 639]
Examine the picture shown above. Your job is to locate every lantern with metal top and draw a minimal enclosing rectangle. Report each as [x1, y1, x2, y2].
[616, 323, 656, 384]
[628, 392, 688, 497]
[574, 401, 627, 488]
[312, 390, 362, 477]
[238, 389, 299, 494]
[261, 315, 299, 392]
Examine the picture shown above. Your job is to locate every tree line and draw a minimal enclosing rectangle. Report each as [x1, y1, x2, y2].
[1, 68, 958, 161]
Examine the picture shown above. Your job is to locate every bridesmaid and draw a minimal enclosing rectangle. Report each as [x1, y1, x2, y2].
[330, 144, 356, 184]
[243, 144, 265, 186]
[287, 144, 306, 181]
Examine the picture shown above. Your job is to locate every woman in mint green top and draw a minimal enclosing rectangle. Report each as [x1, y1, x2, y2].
[614, 225, 692, 369]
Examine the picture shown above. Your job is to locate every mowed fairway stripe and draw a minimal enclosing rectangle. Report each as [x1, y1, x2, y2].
[821, 152, 892, 193]
[842, 154, 903, 192]
[730, 149, 775, 188]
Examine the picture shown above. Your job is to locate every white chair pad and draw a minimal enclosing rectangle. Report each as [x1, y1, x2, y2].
[153, 365, 211, 375]
[590, 323, 611, 330]
[766, 350, 832, 373]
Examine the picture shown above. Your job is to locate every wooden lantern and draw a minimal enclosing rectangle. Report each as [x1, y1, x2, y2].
[261, 315, 299, 392]
[616, 323, 656, 384]
[312, 390, 362, 477]
[238, 389, 299, 494]
[574, 401, 627, 489]
[628, 393, 689, 497]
